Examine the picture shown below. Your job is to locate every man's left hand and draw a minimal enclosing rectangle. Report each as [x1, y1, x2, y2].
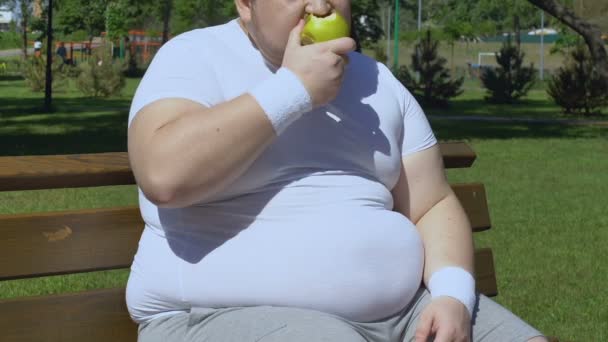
[414, 296, 472, 342]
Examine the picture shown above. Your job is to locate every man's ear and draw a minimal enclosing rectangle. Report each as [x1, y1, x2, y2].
[235, 0, 253, 23]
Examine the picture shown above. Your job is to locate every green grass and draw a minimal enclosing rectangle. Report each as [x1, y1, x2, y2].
[437, 123, 608, 341]
[0, 77, 140, 155]
[1, 77, 608, 340]
[426, 83, 608, 119]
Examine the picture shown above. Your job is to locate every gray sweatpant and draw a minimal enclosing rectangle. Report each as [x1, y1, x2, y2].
[138, 288, 544, 341]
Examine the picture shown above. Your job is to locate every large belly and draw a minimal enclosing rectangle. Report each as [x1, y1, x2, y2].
[182, 208, 424, 322]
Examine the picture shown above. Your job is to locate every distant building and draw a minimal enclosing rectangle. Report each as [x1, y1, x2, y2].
[0, 6, 14, 32]
[33, 0, 43, 18]
[527, 28, 558, 36]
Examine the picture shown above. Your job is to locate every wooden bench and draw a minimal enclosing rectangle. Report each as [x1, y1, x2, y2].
[0, 142, 497, 341]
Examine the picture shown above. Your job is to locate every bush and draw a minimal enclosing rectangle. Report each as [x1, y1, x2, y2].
[372, 43, 388, 64]
[480, 38, 536, 103]
[0, 57, 23, 77]
[394, 30, 463, 107]
[0, 31, 20, 50]
[547, 44, 608, 116]
[76, 44, 126, 97]
[20, 55, 67, 92]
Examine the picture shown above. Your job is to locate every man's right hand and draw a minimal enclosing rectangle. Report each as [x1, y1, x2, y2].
[282, 19, 356, 108]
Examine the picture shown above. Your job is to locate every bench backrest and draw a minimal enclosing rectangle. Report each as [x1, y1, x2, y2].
[0, 142, 495, 341]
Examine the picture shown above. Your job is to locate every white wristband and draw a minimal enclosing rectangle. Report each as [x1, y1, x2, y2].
[428, 266, 477, 317]
[249, 67, 313, 135]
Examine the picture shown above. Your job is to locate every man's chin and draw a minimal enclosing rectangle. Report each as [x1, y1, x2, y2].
[260, 48, 284, 70]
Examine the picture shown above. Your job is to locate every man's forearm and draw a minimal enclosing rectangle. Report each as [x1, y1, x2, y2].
[415, 190, 475, 286]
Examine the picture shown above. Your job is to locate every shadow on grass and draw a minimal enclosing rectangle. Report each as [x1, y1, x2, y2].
[1, 97, 130, 156]
[0, 75, 24, 82]
[431, 118, 608, 141]
[426, 98, 565, 119]
[0, 97, 131, 118]
[2, 95, 606, 156]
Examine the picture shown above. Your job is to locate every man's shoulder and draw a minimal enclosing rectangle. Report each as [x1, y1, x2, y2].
[347, 52, 401, 89]
[349, 52, 396, 78]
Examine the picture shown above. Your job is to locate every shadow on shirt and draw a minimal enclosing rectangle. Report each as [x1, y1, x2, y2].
[159, 53, 396, 265]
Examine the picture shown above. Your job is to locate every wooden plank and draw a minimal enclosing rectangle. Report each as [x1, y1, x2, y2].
[452, 183, 492, 232]
[475, 248, 498, 297]
[439, 141, 477, 168]
[0, 152, 134, 191]
[0, 207, 144, 281]
[0, 288, 137, 342]
[0, 182, 489, 280]
[0, 142, 476, 192]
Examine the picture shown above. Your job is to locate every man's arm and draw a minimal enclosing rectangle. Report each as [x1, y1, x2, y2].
[129, 96, 276, 208]
[392, 144, 475, 283]
[391, 144, 475, 341]
[129, 23, 356, 209]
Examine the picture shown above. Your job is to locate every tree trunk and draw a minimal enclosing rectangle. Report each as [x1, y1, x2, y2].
[162, 0, 173, 44]
[21, 5, 28, 58]
[527, 0, 607, 82]
[514, 15, 521, 50]
[351, 18, 362, 53]
[450, 42, 455, 74]
[44, 0, 54, 113]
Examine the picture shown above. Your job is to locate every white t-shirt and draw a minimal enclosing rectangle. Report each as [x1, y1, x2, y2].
[126, 19, 437, 324]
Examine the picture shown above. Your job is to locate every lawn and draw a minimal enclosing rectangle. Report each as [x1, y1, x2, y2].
[1, 76, 607, 341]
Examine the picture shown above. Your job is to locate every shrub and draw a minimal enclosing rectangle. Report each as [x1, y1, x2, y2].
[547, 44, 608, 116]
[20, 55, 67, 92]
[76, 44, 126, 97]
[0, 57, 23, 77]
[394, 30, 463, 107]
[372, 43, 388, 64]
[480, 37, 536, 103]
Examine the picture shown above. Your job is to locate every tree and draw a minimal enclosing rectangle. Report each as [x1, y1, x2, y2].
[0, 0, 34, 57]
[442, 19, 474, 71]
[105, 0, 146, 41]
[480, 38, 536, 103]
[159, 0, 172, 44]
[427, 0, 540, 38]
[395, 30, 464, 107]
[527, 0, 608, 83]
[173, 0, 235, 35]
[44, 0, 53, 112]
[547, 44, 608, 116]
[55, 0, 108, 45]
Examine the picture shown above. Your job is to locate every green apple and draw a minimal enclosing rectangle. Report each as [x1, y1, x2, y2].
[301, 11, 350, 45]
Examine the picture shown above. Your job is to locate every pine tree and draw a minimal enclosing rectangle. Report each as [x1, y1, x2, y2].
[547, 44, 608, 116]
[395, 30, 463, 107]
[480, 37, 536, 103]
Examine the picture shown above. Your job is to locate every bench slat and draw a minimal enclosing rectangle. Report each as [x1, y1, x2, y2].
[0, 183, 490, 281]
[439, 141, 477, 168]
[0, 152, 135, 191]
[475, 248, 498, 297]
[0, 207, 144, 281]
[0, 246, 496, 342]
[0, 288, 137, 342]
[0, 142, 476, 192]
[452, 183, 492, 232]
